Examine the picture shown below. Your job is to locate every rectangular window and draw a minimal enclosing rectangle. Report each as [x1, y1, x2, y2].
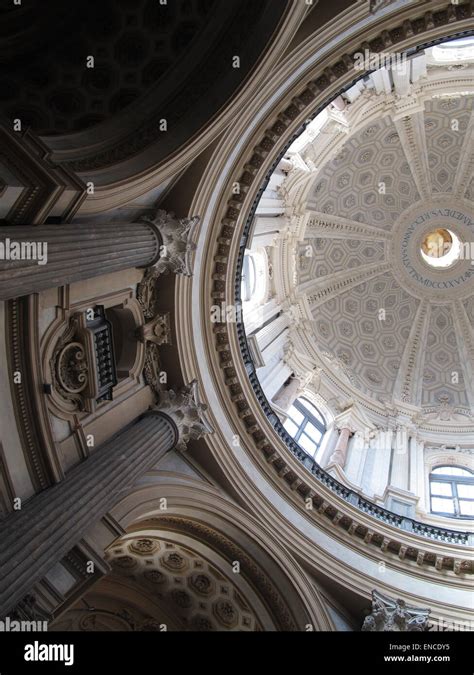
[304, 422, 323, 441]
[457, 484, 474, 499]
[283, 419, 299, 437]
[459, 500, 474, 516]
[299, 434, 317, 456]
[431, 497, 455, 514]
[430, 482, 452, 497]
[287, 407, 304, 426]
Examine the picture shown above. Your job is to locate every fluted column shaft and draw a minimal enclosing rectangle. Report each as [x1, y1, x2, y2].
[0, 221, 162, 300]
[329, 427, 351, 468]
[256, 313, 289, 352]
[0, 411, 177, 614]
[273, 376, 301, 411]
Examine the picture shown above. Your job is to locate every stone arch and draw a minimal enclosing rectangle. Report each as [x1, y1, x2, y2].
[101, 478, 335, 631]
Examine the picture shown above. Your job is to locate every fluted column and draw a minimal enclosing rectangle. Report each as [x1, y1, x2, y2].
[261, 359, 292, 401]
[0, 411, 177, 614]
[272, 375, 301, 411]
[244, 297, 280, 334]
[390, 427, 410, 491]
[329, 427, 352, 468]
[260, 328, 289, 364]
[0, 221, 162, 300]
[256, 313, 289, 352]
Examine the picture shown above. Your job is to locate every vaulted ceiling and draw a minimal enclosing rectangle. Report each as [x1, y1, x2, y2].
[282, 56, 474, 422]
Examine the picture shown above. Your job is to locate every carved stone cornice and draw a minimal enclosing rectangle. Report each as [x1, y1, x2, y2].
[0, 122, 85, 225]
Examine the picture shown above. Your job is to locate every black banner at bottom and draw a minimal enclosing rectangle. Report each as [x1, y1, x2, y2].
[0, 631, 471, 674]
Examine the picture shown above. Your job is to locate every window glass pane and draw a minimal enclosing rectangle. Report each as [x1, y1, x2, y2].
[431, 497, 455, 514]
[241, 254, 256, 301]
[459, 500, 474, 516]
[430, 481, 452, 496]
[287, 406, 304, 426]
[457, 484, 474, 499]
[300, 399, 325, 425]
[299, 434, 317, 456]
[283, 419, 299, 438]
[432, 466, 472, 477]
[304, 422, 323, 441]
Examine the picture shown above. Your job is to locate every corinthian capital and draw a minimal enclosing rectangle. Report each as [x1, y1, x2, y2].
[140, 209, 200, 277]
[156, 380, 214, 451]
[362, 591, 430, 632]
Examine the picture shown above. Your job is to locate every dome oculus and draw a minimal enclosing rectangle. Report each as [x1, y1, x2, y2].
[420, 228, 461, 268]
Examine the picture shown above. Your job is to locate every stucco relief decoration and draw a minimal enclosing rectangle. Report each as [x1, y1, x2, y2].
[362, 591, 431, 632]
[137, 312, 172, 347]
[129, 539, 159, 556]
[143, 343, 163, 397]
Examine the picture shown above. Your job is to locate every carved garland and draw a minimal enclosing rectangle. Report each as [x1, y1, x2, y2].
[207, 4, 474, 573]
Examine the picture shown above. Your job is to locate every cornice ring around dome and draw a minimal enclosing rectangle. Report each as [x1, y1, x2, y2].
[177, 1, 474, 622]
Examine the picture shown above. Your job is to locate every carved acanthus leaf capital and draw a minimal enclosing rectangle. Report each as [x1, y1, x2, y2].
[140, 209, 200, 277]
[155, 381, 214, 451]
[362, 590, 430, 632]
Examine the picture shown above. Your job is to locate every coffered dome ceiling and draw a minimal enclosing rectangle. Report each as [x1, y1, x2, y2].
[274, 47, 474, 427]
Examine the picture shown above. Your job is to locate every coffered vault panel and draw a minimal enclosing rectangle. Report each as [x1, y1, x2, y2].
[422, 306, 469, 408]
[308, 116, 421, 229]
[298, 238, 386, 287]
[424, 97, 473, 195]
[310, 272, 419, 403]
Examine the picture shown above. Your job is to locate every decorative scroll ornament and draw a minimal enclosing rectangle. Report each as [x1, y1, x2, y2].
[49, 308, 117, 413]
[57, 343, 88, 393]
[155, 380, 214, 451]
[50, 316, 88, 410]
[140, 209, 200, 277]
[362, 591, 430, 632]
